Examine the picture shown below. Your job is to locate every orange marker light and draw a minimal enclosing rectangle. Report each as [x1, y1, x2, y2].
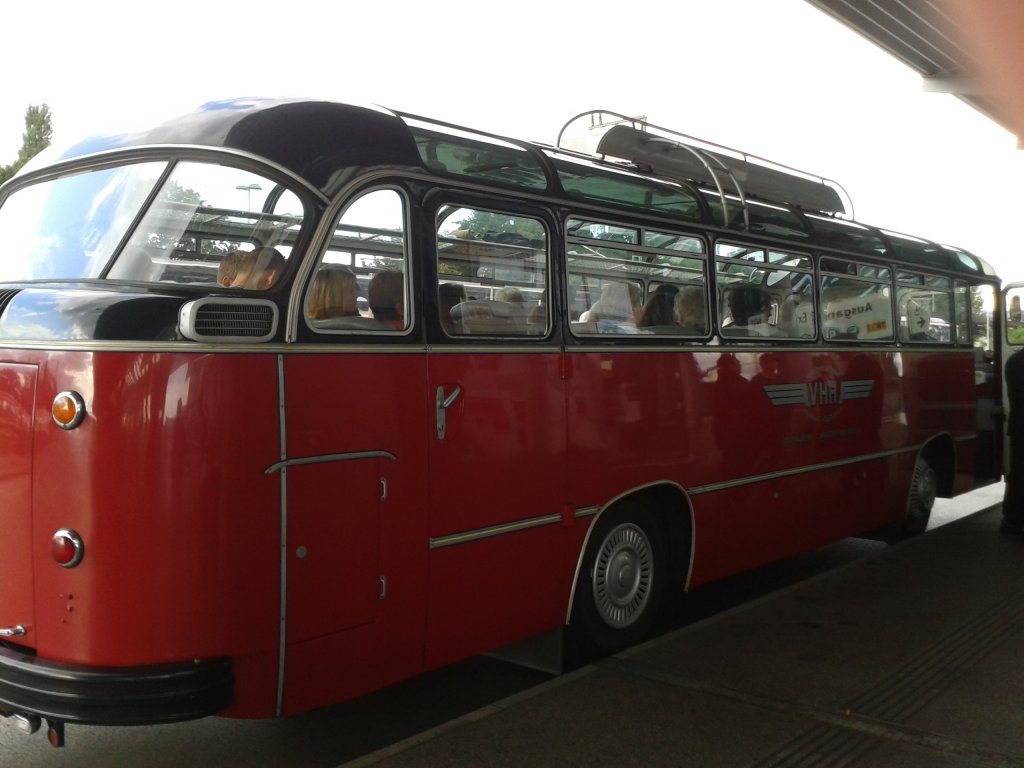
[52, 391, 86, 430]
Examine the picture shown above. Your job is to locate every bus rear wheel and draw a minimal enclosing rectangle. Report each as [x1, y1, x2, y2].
[570, 503, 666, 661]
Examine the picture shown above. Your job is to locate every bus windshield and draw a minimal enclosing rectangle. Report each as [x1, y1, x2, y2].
[0, 161, 307, 288]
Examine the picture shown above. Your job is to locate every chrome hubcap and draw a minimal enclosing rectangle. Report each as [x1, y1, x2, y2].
[908, 459, 937, 531]
[592, 522, 653, 629]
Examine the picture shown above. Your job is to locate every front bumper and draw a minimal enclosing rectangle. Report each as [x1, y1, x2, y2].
[0, 643, 232, 725]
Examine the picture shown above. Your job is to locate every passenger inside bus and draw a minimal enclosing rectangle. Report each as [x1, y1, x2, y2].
[217, 247, 286, 290]
[675, 285, 707, 335]
[638, 292, 677, 331]
[495, 286, 525, 308]
[306, 266, 360, 321]
[368, 270, 406, 330]
[722, 285, 771, 336]
[578, 281, 642, 332]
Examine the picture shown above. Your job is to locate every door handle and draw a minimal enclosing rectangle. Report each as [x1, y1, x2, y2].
[436, 385, 461, 440]
[0, 625, 25, 637]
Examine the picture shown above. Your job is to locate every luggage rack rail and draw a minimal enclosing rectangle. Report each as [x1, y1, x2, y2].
[555, 110, 854, 229]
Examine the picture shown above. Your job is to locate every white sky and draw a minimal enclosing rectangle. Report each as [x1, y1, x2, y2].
[3, 0, 1023, 280]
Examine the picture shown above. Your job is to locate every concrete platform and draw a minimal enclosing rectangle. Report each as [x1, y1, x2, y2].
[344, 484, 1024, 767]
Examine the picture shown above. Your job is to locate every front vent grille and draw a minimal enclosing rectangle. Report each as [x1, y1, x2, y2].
[179, 298, 278, 343]
[195, 304, 275, 337]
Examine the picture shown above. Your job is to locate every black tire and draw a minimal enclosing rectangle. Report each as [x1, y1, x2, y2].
[886, 455, 937, 542]
[569, 502, 666, 661]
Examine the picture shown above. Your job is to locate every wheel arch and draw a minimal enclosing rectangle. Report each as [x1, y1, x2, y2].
[565, 481, 694, 625]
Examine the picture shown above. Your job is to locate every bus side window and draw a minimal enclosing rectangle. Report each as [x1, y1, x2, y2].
[819, 259, 894, 342]
[435, 207, 549, 338]
[897, 271, 952, 343]
[308, 188, 409, 333]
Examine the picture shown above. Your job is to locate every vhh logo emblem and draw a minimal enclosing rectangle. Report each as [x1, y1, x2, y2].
[763, 366, 874, 423]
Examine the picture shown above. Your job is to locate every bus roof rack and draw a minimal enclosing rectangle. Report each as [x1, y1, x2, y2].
[556, 111, 853, 226]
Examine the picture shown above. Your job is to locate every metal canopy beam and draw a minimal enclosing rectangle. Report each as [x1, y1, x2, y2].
[804, 0, 1024, 146]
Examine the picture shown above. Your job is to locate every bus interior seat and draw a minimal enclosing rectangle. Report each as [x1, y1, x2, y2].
[452, 299, 525, 335]
[570, 321, 601, 335]
[311, 315, 393, 331]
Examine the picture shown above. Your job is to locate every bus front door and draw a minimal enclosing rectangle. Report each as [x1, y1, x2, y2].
[279, 352, 430, 714]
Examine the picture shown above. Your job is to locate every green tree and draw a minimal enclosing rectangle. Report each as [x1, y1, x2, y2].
[0, 104, 53, 185]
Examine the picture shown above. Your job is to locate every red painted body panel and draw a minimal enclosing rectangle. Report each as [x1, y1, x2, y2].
[565, 347, 982, 587]
[281, 352, 429, 714]
[0, 364, 38, 634]
[0, 340, 991, 721]
[0, 350, 282, 716]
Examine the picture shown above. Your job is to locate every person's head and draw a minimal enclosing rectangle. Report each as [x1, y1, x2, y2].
[654, 283, 680, 298]
[218, 247, 285, 290]
[675, 285, 706, 331]
[307, 266, 359, 320]
[728, 285, 769, 326]
[368, 269, 405, 329]
[596, 281, 638, 323]
[494, 286, 525, 304]
[638, 292, 676, 327]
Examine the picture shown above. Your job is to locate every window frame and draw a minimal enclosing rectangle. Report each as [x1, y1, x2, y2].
[431, 197, 554, 342]
[818, 255, 896, 344]
[714, 241, 816, 342]
[303, 184, 414, 337]
[565, 215, 710, 341]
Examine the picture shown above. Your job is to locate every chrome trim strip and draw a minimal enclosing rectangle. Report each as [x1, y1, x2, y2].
[0, 340, 433, 354]
[427, 345, 560, 354]
[564, 343, 977, 354]
[0, 337, 977, 355]
[686, 444, 926, 496]
[275, 354, 288, 718]
[429, 513, 562, 550]
[264, 450, 397, 474]
[574, 506, 600, 519]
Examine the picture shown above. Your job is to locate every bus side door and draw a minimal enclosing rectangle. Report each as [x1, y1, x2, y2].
[424, 200, 569, 670]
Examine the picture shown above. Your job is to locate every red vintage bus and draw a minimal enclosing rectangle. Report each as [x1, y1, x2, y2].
[0, 99, 1002, 746]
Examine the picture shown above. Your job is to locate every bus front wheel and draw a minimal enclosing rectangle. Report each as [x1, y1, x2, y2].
[570, 503, 666, 661]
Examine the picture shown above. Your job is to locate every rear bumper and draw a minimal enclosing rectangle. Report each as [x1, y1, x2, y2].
[0, 643, 232, 725]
